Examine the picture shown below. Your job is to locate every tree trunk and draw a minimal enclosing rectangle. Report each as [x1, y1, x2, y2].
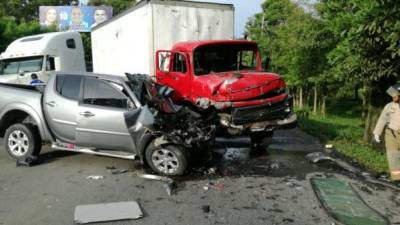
[299, 87, 303, 109]
[321, 96, 326, 116]
[362, 79, 368, 120]
[362, 82, 381, 144]
[313, 85, 318, 114]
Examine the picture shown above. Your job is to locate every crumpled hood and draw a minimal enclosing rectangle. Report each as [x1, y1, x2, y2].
[192, 71, 285, 102]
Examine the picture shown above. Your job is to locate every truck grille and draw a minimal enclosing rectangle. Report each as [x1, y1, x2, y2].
[231, 100, 289, 125]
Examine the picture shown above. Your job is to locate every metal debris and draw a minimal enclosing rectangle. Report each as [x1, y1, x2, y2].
[74, 201, 143, 224]
[137, 174, 176, 196]
[307, 152, 400, 191]
[16, 155, 42, 167]
[201, 205, 211, 213]
[86, 175, 104, 180]
[306, 152, 361, 173]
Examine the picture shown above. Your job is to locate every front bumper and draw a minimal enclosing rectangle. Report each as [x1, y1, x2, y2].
[218, 97, 297, 134]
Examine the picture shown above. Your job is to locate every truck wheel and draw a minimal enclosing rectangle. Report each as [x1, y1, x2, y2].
[4, 123, 42, 160]
[145, 142, 188, 176]
[250, 131, 274, 151]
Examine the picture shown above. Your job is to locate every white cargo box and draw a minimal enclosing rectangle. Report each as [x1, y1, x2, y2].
[91, 0, 234, 76]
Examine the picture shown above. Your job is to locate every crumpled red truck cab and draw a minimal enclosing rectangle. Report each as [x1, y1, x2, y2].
[155, 40, 297, 141]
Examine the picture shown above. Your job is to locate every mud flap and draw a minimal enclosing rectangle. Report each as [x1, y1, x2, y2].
[311, 178, 389, 225]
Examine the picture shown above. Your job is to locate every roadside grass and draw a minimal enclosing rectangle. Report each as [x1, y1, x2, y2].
[297, 101, 388, 173]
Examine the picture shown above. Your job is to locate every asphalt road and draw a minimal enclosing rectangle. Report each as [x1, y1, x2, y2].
[0, 128, 399, 225]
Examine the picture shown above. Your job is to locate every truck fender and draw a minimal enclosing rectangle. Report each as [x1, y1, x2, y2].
[0, 103, 52, 141]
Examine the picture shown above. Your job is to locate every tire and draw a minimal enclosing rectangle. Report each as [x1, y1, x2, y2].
[145, 142, 188, 176]
[4, 123, 42, 160]
[250, 131, 274, 151]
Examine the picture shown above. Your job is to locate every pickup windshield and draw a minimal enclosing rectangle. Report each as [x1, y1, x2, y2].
[193, 44, 258, 76]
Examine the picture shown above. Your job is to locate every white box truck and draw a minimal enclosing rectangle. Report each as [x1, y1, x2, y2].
[0, 32, 86, 85]
[91, 0, 234, 76]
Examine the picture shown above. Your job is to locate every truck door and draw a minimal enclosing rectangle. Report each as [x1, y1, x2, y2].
[43, 75, 82, 143]
[75, 77, 134, 151]
[156, 51, 191, 99]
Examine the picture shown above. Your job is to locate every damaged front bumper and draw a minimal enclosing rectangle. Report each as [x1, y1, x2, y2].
[217, 97, 296, 135]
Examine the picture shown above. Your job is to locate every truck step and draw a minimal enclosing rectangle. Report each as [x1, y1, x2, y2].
[51, 142, 137, 160]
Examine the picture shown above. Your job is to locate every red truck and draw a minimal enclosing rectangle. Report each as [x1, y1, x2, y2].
[91, 1, 296, 149]
[155, 40, 296, 149]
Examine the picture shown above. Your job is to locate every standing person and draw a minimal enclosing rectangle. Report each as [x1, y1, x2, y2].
[373, 84, 400, 181]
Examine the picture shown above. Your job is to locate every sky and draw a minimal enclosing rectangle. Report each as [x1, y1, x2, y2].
[79, 0, 264, 37]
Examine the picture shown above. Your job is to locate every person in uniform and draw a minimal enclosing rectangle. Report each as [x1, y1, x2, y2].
[374, 84, 400, 181]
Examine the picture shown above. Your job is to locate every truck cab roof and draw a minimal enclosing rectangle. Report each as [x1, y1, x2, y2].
[172, 40, 258, 52]
[0, 32, 82, 59]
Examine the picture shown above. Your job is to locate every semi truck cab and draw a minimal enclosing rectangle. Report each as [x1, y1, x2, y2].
[0, 32, 86, 85]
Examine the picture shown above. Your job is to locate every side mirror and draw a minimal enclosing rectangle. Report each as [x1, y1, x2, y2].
[18, 70, 25, 76]
[263, 56, 271, 71]
[157, 51, 171, 73]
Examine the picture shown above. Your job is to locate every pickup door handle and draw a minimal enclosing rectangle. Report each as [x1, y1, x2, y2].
[46, 101, 56, 107]
[79, 111, 95, 117]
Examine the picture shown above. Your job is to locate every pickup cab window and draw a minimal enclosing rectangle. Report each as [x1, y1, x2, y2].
[56, 75, 82, 101]
[83, 77, 128, 109]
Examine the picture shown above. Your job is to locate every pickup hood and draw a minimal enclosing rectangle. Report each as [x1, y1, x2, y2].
[192, 71, 286, 102]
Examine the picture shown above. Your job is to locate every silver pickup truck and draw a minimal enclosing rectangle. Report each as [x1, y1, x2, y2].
[0, 72, 215, 175]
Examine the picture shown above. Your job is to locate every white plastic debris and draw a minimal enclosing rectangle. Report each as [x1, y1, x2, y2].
[86, 175, 104, 180]
[74, 201, 143, 224]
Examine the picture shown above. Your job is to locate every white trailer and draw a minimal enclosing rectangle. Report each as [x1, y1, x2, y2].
[91, 0, 234, 76]
[0, 32, 86, 85]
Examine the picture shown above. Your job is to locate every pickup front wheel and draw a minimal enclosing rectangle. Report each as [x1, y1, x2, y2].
[145, 142, 188, 176]
[4, 123, 42, 160]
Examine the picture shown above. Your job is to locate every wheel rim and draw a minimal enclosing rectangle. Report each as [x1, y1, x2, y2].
[8, 130, 29, 156]
[151, 148, 179, 175]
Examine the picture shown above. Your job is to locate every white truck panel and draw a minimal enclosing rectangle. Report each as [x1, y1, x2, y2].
[92, 5, 152, 75]
[92, 0, 234, 76]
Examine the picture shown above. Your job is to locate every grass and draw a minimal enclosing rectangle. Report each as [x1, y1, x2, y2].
[297, 100, 388, 173]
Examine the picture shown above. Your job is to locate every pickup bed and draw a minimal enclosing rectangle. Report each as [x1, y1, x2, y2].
[0, 72, 215, 175]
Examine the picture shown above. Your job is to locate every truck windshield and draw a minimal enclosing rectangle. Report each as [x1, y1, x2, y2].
[0, 56, 43, 75]
[193, 44, 258, 76]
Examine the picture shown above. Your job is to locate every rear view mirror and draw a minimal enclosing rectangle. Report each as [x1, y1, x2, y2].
[157, 51, 171, 73]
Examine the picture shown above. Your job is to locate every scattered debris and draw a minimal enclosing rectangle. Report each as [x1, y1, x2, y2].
[269, 162, 280, 170]
[325, 144, 333, 149]
[311, 178, 389, 225]
[138, 174, 176, 196]
[74, 201, 143, 224]
[306, 152, 360, 173]
[203, 186, 209, 191]
[205, 182, 225, 191]
[307, 152, 400, 191]
[86, 175, 104, 180]
[207, 167, 217, 174]
[201, 205, 211, 213]
[16, 156, 43, 167]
